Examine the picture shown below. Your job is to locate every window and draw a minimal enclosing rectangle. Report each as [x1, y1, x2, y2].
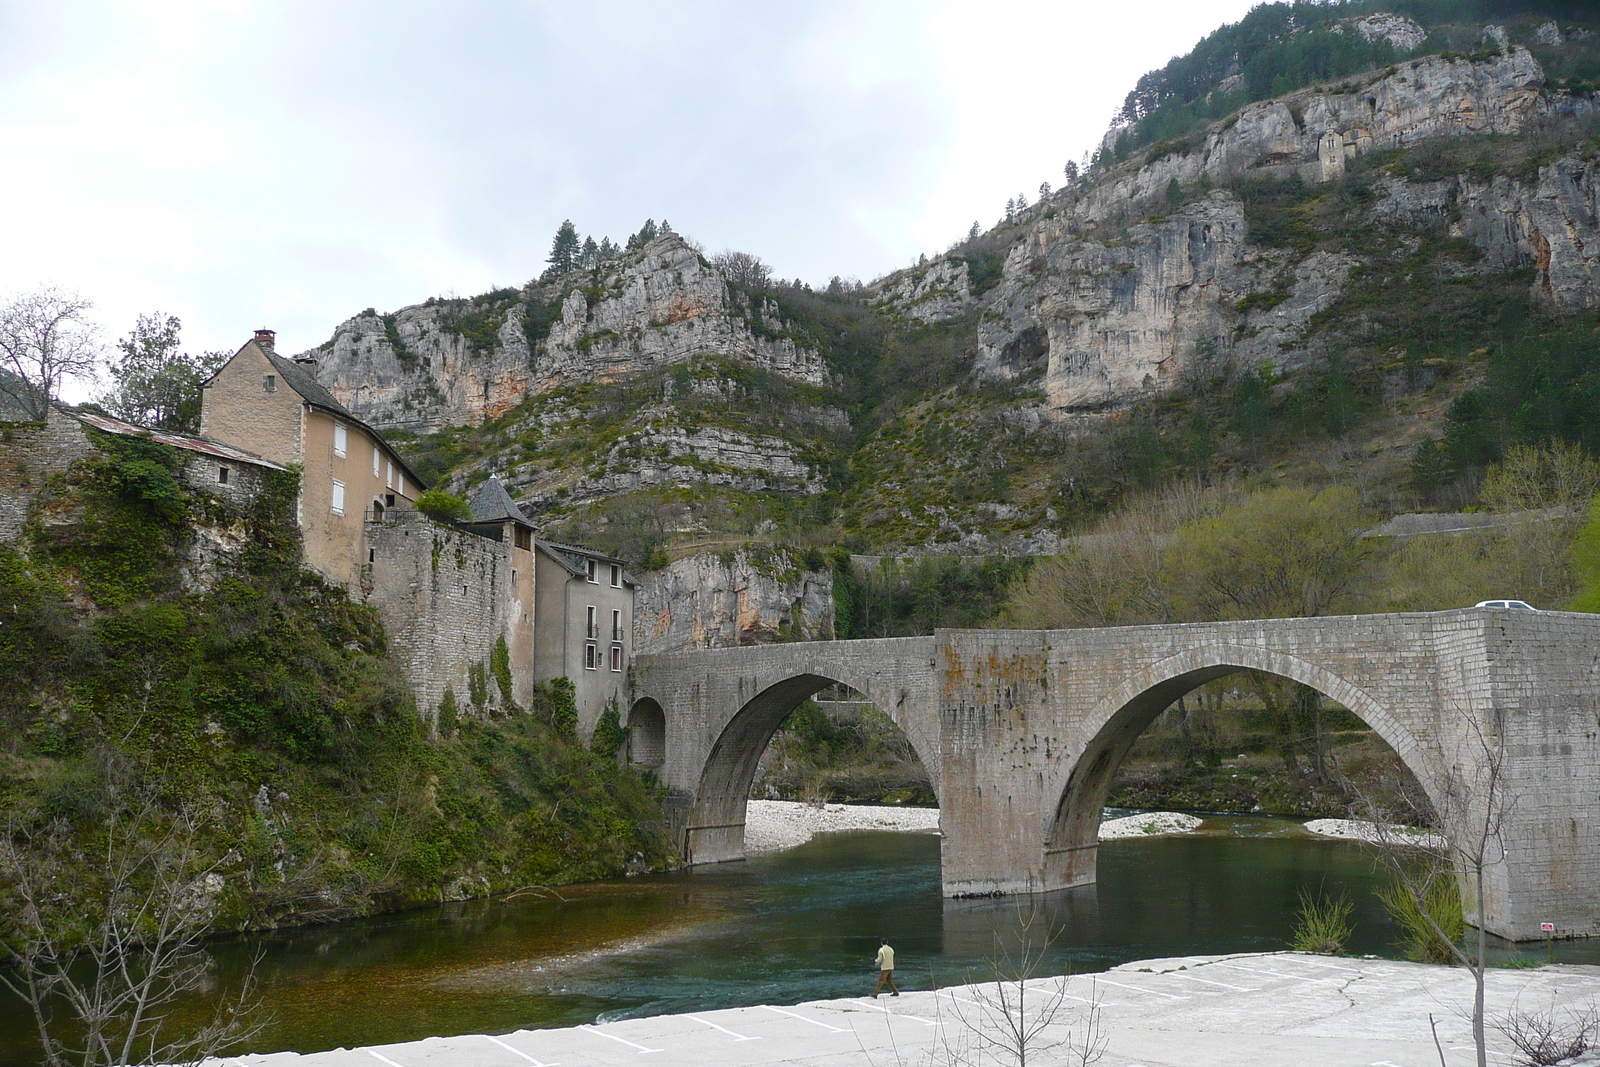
[612, 608, 623, 641]
[384, 493, 395, 508]
[511, 569, 516, 584]
[610, 563, 621, 587]
[264, 374, 276, 393]
[372, 445, 381, 478]
[218, 465, 230, 485]
[397, 471, 405, 495]
[586, 605, 597, 639]
[513, 526, 531, 551]
[330, 480, 346, 516]
[586, 558, 598, 583]
[584, 643, 598, 670]
[386, 460, 393, 489]
[333, 423, 348, 458]
[368, 548, 375, 563]
[610, 645, 623, 672]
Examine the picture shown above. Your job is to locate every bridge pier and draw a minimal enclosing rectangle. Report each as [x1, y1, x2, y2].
[632, 610, 1600, 941]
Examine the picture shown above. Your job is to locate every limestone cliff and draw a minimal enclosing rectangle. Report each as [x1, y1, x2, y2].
[303, 234, 833, 433]
[876, 46, 1600, 415]
[633, 549, 834, 655]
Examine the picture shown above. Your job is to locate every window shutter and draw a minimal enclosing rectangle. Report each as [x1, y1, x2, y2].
[331, 480, 346, 515]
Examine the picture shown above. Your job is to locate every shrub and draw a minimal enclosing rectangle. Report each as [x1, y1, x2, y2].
[540, 677, 579, 741]
[591, 697, 627, 760]
[416, 489, 471, 523]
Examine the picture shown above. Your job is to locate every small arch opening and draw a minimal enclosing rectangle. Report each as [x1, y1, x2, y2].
[626, 698, 665, 769]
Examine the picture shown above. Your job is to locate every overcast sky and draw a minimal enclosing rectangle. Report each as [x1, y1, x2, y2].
[0, 0, 1262, 383]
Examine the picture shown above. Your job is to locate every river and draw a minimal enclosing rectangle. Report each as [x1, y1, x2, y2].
[4, 813, 1597, 1065]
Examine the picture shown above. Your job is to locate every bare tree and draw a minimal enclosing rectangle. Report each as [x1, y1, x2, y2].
[0, 287, 101, 421]
[712, 250, 773, 291]
[1342, 704, 1514, 1067]
[1495, 999, 1598, 1066]
[935, 907, 1107, 1067]
[0, 788, 262, 1067]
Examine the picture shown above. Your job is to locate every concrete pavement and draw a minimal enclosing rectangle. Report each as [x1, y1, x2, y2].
[222, 952, 1600, 1067]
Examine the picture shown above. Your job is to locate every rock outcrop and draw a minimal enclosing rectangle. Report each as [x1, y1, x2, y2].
[872, 258, 973, 324]
[876, 46, 1600, 414]
[305, 235, 832, 432]
[633, 549, 834, 655]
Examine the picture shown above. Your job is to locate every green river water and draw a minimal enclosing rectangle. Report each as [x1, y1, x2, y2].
[4, 813, 1597, 1065]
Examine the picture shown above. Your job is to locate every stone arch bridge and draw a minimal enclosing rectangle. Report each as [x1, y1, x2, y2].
[628, 609, 1600, 942]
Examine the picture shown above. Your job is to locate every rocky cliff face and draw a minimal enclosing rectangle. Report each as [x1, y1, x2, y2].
[633, 549, 834, 655]
[304, 235, 833, 432]
[877, 46, 1600, 416]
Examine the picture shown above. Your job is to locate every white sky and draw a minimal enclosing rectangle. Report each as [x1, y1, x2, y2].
[0, 0, 1262, 390]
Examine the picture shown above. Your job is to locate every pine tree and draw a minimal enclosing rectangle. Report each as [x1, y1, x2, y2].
[1005, 197, 1015, 221]
[968, 221, 981, 239]
[580, 235, 599, 270]
[1039, 181, 1052, 199]
[626, 219, 658, 251]
[598, 236, 619, 261]
[547, 220, 580, 275]
[1016, 191, 1029, 211]
[1063, 160, 1080, 184]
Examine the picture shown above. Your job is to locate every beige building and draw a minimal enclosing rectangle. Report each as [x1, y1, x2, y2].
[199, 330, 424, 588]
[198, 331, 635, 731]
[533, 539, 636, 737]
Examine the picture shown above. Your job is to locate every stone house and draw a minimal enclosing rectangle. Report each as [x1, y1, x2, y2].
[0, 406, 286, 581]
[199, 329, 425, 590]
[533, 537, 636, 736]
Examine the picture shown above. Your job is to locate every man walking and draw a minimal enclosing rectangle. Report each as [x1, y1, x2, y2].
[872, 937, 900, 997]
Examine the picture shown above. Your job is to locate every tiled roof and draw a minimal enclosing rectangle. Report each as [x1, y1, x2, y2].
[68, 408, 289, 469]
[468, 477, 530, 524]
[217, 340, 429, 491]
[536, 539, 637, 586]
[264, 351, 358, 422]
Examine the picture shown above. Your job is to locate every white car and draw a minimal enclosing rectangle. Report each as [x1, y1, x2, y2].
[1474, 599, 1537, 611]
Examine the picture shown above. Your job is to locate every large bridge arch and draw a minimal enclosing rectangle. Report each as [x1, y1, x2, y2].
[682, 670, 944, 864]
[1040, 643, 1445, 889]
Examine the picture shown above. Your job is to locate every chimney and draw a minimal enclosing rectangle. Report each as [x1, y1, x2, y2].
[253, 328, 276, 353]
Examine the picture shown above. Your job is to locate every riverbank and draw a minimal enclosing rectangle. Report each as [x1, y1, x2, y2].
[219, 952, 1600, 1067]
[743, 802, 1207, 852]
[744, 802, 1434, 852]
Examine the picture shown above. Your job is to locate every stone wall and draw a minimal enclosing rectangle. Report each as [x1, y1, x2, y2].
[0, 410, 98, 542]
[362, 511, 518, 723]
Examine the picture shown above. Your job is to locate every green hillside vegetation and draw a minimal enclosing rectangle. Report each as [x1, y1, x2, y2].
[0, 430, 674, 937]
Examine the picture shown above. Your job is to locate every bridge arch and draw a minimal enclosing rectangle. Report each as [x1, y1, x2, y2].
[1041, 642, 1444, 889]
[682, 670, 942, 865]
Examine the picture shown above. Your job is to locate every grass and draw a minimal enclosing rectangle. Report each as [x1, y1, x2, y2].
[1380, 876, 1465, 965]
[1290, 887, 1355, 954]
